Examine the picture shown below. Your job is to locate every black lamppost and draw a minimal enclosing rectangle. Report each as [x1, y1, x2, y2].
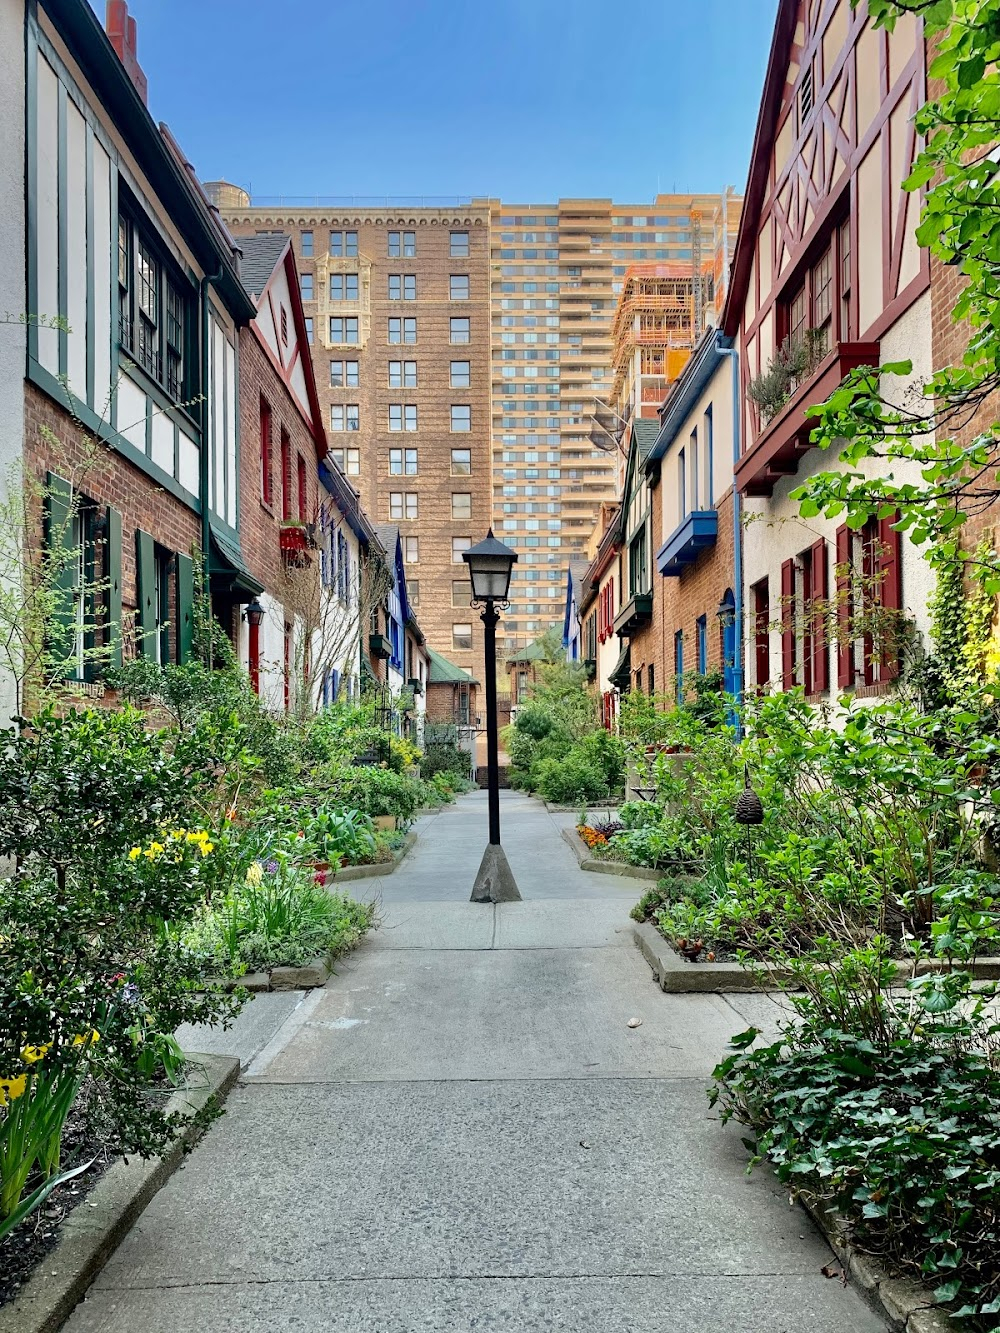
[463, 530, 521, 903]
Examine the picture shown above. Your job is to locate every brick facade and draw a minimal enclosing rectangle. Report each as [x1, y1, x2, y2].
[24, 378, 201, 678]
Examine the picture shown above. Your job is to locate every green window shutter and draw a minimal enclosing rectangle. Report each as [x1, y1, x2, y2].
[44, 472, 77, 673]
[106, 507, 123, 669]
[135, 529, 156, 659]
[176, 552, 194, 664]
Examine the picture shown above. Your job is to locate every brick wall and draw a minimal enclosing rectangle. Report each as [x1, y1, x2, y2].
[24, 378, 200, 670]
[661, 487, 736, 698]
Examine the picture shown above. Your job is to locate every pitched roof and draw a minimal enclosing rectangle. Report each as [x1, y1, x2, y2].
[632, 417, 660, 462]
[373, 524, 400, 555]
[427, 646, 478, 685]
[507, 637, 549, 664]
[237, 233, 291, 302]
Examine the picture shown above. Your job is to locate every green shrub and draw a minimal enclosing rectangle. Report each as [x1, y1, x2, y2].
[420, 740, 470, 782]
[620, 800, 661, 830]
[333, 765, 423, 821]
[534, 754, 609, 804]
[713, 1017, 1000, 1327]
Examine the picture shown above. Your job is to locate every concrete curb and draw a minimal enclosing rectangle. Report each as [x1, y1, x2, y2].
[544, 802, 622, 816]
[633, 921, 1000, 995]
[331, 831, 417, 883]
[560, 826, 662, 882]
[0, 1051, 240, 1333]
[802, 1197, 961, 1333]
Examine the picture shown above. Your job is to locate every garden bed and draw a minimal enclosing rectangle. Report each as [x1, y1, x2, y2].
[803, 1196, 963, 1333]
[330, 831, 416, 882]
[633, 921, 1000, 995]
[0, 1052, 239, 1333]
[560, 826, 661, 882]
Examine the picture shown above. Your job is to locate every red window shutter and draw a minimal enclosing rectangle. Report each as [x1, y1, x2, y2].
[835, 525, 853, 687]
[781, 558, 796, 689]
[810, 537, 828, 694]
[878, 513, 902, 679]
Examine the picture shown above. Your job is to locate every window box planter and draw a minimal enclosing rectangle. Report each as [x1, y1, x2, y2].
[279, 522, 311, 566]
[407, 676, 424, 695]
[369, 632, 391, 660]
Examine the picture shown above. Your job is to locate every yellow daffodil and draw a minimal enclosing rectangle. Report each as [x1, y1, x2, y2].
[72, 1030, 100, 1048]
[0, 1075, 26, 1106]
[128, 847, 142, 860]
[21, 1044, 50, 1064]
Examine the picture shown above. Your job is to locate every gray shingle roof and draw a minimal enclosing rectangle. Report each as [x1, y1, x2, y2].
[237, 233, 290, 302]
[632, 417, 660, 462]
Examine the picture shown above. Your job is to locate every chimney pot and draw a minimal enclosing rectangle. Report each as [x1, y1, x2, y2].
[106, 1, 148, 106]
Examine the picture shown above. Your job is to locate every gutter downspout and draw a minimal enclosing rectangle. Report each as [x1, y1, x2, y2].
[719, 339, 745, 734]
[199, 268, 224, 564]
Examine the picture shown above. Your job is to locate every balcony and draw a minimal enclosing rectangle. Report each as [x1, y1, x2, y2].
[279, 522, 312, 568]
[735, 341, 880, 497]
[613, 591, 653, 637]
[656, 510, 718, 577]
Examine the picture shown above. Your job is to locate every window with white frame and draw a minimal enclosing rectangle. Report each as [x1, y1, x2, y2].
[389, 404, 418, 432]
[389, 447, 418, 475]
[451, 405, 471, 432]
[389, 360, 417, 387]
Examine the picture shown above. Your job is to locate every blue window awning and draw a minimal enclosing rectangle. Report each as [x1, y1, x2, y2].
[656, 510, 718, 577]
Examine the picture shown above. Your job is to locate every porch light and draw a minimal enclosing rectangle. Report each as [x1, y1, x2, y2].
[243, 598, 266, 628]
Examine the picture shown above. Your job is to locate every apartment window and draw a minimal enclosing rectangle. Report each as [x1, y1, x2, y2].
[696, 615, 708, 674]
[297, 453, 308, 522]
[388, 231, 415, 257]
[450, 230, 469, 257]
[452, 623, 473, 651]
[404, 536, 419, 563]
[451, 492, 472, 520]
[452, 579, 471, 607]
[781, 540, 829, 693]
[330, 404, 360, 432]
[260, 396, 273, 505]
[300, 273, 313, 302]
[450, 447, 472, 475]
[450, 274, 470, 301]
[450, 317, 470, 344]
[408, 580, 420, 604]
[300, 231, 313, 257]
[118, 210, 192, 403]
[389, 404, 418, 431]
[330, 230, 358, 257]
[389, 360, 417, 387]
[388, 274, 416, 300]
[330, 360, 359, 387]
[752, 578, 770, 686]
[304, 317, 313, 344]
[451, 405, 471, 432]
[330, 317, 359, 344]
[389, 492, 419, 520]
[331, 447, 360, 476]
[388, 317, 417, 344]
[330, 273, 359, 301]
[389, 447, 418, 475]
[450, 360, 470, 388]
[452, 537, 471, 563]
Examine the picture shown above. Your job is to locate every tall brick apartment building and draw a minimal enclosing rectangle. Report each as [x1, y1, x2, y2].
[216, 194, 493, 688]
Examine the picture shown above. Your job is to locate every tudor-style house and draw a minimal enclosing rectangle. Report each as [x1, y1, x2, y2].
[370, 525, 429, 726]
[724, 0, 935, 700]
[19, 0, 257, 706]
[611, 420, 659, 698]
[232, 232, 329, 713]
[580, 504, 623, 728]
[647, 330, 740, 702]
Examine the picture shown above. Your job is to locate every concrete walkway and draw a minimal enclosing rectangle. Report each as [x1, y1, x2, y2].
[66, 792, 885, 1332]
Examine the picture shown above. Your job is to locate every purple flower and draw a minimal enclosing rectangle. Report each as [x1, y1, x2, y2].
[264, 859, 279, 874]
[122, 982, 141, 1006]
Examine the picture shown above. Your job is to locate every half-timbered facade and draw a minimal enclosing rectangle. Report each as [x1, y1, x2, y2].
[19, 0, 256, 707]
[723, 0, 935, 699]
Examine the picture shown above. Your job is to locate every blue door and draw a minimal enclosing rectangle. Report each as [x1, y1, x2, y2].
[720, 588, 737, 696]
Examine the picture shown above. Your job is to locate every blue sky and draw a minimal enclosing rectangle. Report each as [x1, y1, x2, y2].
[109, 0, 778, 203]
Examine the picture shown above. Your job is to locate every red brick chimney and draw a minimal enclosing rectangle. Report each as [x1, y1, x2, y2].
[106, 1, 148, 106]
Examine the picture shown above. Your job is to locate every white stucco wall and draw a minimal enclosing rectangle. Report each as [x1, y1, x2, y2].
[0, 0, 26, 726]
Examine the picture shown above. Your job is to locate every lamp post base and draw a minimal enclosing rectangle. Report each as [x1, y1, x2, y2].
[470, 842, 521, 903]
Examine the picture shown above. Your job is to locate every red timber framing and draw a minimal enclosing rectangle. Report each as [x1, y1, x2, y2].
[722, 0, 929, 494]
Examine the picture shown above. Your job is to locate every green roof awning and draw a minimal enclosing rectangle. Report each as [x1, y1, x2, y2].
[209, 522, 264, 599]
[427, 646, 478, 685]
[608, 641, 631, 690]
